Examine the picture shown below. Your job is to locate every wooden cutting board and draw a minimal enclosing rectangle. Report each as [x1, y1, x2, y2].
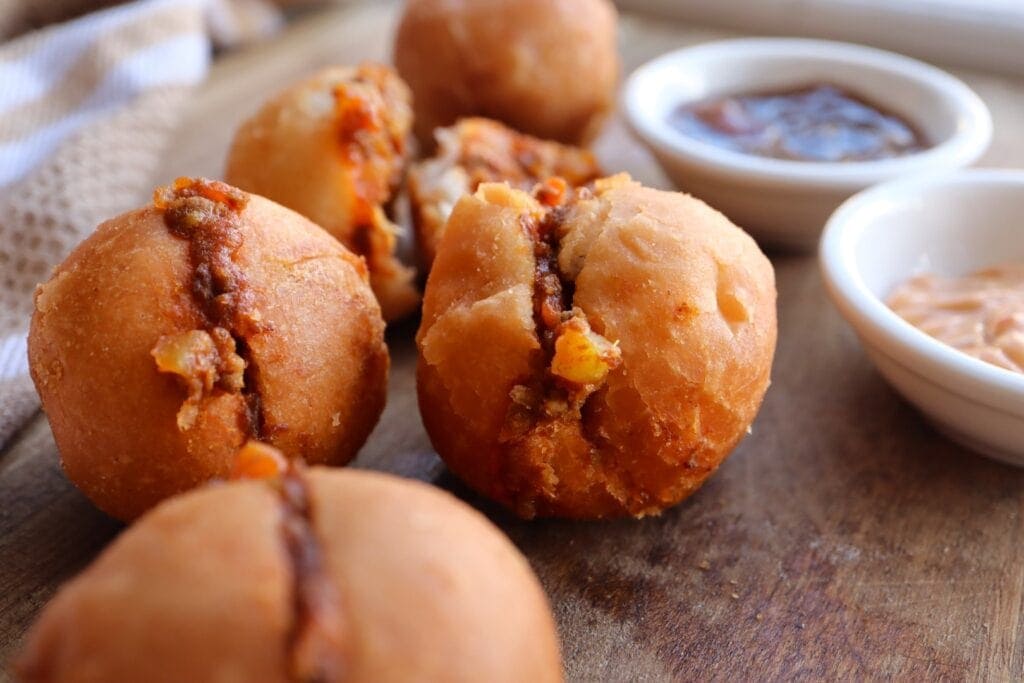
[4, 2, 1024, 679]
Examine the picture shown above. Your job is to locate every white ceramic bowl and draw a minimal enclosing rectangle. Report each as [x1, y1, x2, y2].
[623, 38, 992, 250]
[820, 169, 1024, 465]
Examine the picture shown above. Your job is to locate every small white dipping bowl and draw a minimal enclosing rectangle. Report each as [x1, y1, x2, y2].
[623, 38, 992, 250]
[820, 170, 1024, 466]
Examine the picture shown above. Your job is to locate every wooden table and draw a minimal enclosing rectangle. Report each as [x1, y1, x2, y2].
[3, 3, 1024, 680]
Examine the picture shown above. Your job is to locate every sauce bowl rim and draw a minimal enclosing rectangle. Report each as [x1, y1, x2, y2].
[819, 168, 1024, 414]
[623, 37, 993, 189]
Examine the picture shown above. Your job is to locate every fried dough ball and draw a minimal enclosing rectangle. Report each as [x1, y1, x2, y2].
[417, 175, 777, 519]
[28, 178, 388, 521]
[15, 463, 563, 683]
[225, 63, 419, 321]
[408, 117, 602, 271]
[394, 0, 619, 147]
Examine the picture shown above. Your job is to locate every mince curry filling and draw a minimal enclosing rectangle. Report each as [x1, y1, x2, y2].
[505, 179, 622, 433]
[278, 467, 349, 683]
[334, 71, 405, 279]
[233, 442, 350, 682]
[151, 177, 268, 437]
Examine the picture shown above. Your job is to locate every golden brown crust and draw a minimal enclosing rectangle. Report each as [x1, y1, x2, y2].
[394, 0, 619, 147]
[225, 63, 419, 321]
[15, 468, 563, 683]
[14, 482, 293, 683]
[28, 183, 388, 521]
[407, 117, 602, 271]
[233, 192, 389, 467]
[417, 176, 777, 519]
[307, 469, 563, 682]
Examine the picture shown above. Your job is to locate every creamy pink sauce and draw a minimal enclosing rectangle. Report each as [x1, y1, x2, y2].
[887, 263, 1024, 374]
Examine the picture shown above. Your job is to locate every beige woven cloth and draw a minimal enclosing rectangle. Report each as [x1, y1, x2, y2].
[0, 0, 282, 447]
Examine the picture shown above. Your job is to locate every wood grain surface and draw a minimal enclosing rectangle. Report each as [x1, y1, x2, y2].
[3, 2, 1024, 680]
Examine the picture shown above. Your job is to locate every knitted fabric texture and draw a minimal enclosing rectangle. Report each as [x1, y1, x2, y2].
[0, 0, 215, 447]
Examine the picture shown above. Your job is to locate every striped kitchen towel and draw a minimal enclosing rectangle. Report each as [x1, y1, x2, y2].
[0, 0, 280, 447]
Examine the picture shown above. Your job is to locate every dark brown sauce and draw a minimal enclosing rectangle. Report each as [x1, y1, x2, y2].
[669, 83, 928, 162]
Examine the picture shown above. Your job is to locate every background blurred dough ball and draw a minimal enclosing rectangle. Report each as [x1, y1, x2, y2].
[225, 63, 419, 321]
[394, 0, 619, 147]
[417, 175, 777, 519]
[28, 178, 388, 521]
[15, 467, 563, 683]
[408, 117, 602, 271]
